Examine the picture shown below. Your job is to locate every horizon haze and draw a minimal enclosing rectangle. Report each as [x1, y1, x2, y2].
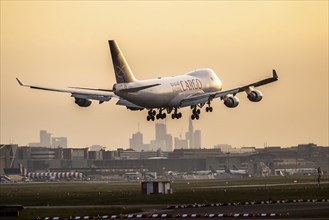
[1, 1, 328, 149]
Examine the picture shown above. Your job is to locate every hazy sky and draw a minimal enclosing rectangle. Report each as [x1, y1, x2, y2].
[1, 1, 328, 149]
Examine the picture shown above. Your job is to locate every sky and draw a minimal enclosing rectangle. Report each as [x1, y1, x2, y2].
[1, 1, 328, 149]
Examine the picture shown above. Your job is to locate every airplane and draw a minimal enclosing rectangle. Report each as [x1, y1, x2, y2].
[17, 40, 278, 121]
[19, 163, 83, 180]
[224, 165, 249, 176]
[274, 168, 317, 176]
[231, 165, 249, 175]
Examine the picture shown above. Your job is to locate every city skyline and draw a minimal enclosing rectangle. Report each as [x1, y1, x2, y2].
[1, 1, 328, 149]
[5, 126, 327, 151]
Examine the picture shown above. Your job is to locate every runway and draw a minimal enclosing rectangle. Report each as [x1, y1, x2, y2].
[26, 200, 329, 219]
[162, 202, 329, 218]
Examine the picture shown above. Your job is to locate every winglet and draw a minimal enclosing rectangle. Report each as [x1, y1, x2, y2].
[272, 69, 278, 79]
[16, 77, 25, 86]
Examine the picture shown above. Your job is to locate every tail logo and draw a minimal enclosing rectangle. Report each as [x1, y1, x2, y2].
[115, 63, 126, 80]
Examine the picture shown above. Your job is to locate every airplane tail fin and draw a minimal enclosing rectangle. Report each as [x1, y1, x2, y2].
[108, 40, 137, 83]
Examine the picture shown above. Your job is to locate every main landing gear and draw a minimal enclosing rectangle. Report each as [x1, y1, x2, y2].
[205, 100, 213, 112]
[191, 101, 213, 120]
[147, 108, 167, 121]
[191, 105, 201, 120]
[171, 108, 182, 119]
[147, 109, 156, 121]
[146, 102, 213, 121]
[156, 108, 166, 120]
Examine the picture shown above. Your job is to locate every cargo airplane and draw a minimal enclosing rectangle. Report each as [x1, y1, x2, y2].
[17, 40, 278, 121]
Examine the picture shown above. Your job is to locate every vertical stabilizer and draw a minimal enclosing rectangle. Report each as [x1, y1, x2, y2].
[108, 40, 137, 83]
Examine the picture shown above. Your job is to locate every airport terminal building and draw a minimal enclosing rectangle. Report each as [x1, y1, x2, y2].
[1, 143, 328, 178]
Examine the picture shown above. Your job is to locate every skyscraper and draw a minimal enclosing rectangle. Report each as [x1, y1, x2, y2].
[193, 130, 201, 149]
[152, 123, 172, 151]
[129, 131, 145, 151]
[185, 118, 201, 149]
[40, 130, 51, 148]
[156, 123, 166, 141]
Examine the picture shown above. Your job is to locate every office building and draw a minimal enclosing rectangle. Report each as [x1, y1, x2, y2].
[51, 137, 67, 148]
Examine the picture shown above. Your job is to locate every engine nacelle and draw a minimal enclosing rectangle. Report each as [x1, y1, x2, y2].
[74, 98, 92, 107]
[126, 106, 144, 111]
[223, 95, 239, 108]
[247, 90, 263, 102]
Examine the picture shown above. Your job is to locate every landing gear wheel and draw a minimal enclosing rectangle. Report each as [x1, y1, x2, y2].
[195, 114, 200, 120]
[191, 114, 195, 120]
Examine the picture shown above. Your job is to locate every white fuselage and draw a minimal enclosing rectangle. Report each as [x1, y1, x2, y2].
[114, 68, 222, 108]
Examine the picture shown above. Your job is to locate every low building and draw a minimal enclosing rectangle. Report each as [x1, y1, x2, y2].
[141, 181, 172, 195]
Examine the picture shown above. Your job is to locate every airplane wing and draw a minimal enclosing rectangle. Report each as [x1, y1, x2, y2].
[180, 69, 278, 107]
[16, 78, 115, 103]
[69, 83, 160, 93]
[214, 69, 278, 98]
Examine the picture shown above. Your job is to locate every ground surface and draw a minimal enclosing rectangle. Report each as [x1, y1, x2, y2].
[0, 176, 328, 219]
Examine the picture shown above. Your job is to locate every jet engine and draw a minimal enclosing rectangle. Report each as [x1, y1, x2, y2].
[74, 98, 92, 107]
[223, 95, 239, 108]
[247, 90, 263, 102]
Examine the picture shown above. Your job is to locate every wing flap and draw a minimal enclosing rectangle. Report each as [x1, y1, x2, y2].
[116, 99, 144, 110]
[119, 83, 160, 93]
[180, 93, 210, 107]
[69, 86, 113, 92]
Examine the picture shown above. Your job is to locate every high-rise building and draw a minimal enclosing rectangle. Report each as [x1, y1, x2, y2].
[165, 134, 173, 151]
[150, 123, 172, 151]
[129, 132, 146, 151]
[174, 137, 188, 149]
[51, 137, 67, 148]
[185, 118, 201, 149]
[193, 130, 201, 149]
[156, 123, 166, 141]
[40, 130, 51, 148]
